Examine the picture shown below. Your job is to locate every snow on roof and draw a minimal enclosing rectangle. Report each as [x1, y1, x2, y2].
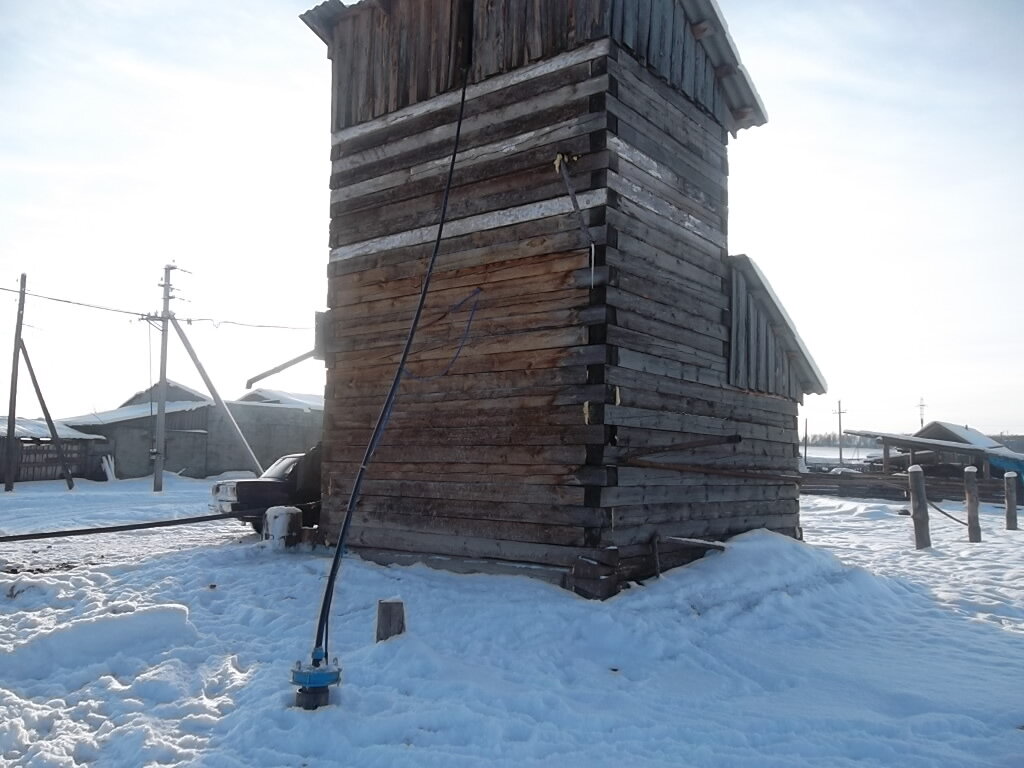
[0, 417, 105, 441]
[120, 380, 211, 408]
[235, 389, 324, 409]
[917, 421, 1002, 449]
[59, 401, 209, 427]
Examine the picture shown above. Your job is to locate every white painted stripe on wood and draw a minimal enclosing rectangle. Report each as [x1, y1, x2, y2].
[329, 189, 609, 263]
[331, 39, 612, 147]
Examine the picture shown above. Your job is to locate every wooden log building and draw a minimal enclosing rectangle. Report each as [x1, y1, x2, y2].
[302, 0, 826, 597]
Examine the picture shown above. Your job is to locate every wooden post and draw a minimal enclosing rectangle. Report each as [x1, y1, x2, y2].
[5, 273, 26, 492]
[1005, 472, 1018, 531]
[375, 600, 406, 642]
[19, 341, 74, 490]
[882, 441, 891, 474]
[964, 466, 981, 543]
[907, 465, 931, 549]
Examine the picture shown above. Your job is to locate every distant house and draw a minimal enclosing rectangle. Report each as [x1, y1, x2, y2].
[58, 381, 323, 479]
[848, 420, 1024, 479]
[0, 417, 106, 483]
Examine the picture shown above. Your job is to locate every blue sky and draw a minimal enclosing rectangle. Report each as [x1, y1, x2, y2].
[1, 0, 1022, 435]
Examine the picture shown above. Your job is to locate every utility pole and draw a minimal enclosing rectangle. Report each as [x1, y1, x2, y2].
[153, 265, 175, 492]
[834, 400, 847, 466]
[20, 340, 74, 490]
[917, 397, 927, 430]
[5, 274, 26, 492]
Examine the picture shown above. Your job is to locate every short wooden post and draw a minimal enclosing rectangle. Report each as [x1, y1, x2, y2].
[964, 466, 981, 543]
[907, 465, 931, 549]
[1006, 472, 1018, 531]
[376, 599, 406, 642]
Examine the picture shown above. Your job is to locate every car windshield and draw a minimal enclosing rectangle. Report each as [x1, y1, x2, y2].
[260, 455, 301, 480]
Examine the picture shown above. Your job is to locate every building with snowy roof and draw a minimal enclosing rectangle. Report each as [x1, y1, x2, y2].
[58, 381, 323, 479]
[0, 417, 106, 483]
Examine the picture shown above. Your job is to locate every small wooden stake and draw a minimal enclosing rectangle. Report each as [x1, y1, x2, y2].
[376, 599, 406, 642]
[964, 466, 981, 543]
[908, 465, 931, 549]
[1006, 472, 1018, 531]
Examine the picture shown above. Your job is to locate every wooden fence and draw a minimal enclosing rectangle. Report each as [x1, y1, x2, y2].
[800, 470, 1008, 504]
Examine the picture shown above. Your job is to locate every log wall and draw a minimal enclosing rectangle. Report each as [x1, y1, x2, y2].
[313, 0, 817, 597]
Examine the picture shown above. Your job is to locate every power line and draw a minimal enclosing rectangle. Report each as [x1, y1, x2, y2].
[0, 285, 146, 317]
[0, 284, 310, 330]
[177, 317, 311, 330]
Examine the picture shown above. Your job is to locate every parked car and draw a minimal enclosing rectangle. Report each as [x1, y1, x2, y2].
[210, 444, 321, 533]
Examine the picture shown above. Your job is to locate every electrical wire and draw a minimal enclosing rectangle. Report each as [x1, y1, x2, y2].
[310, 62, 472, 665]
[0, 285, 309, 330]
[0, 285, 146, 317]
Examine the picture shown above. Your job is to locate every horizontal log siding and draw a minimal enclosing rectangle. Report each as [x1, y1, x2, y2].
[321, 47, 611, 564]
[601, 44, 800, 551]
[317, 9, 802, 591]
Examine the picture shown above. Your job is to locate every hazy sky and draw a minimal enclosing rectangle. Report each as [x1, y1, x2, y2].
[2, 0, 1022, 437]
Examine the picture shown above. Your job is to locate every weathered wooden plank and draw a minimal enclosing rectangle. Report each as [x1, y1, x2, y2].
[615, 346, 726, 388]
[330, 189, 608, 263]
[604, 404, 796, 443]
[352, 508, 589, 546]
[329, 208, 599, 278]
[606, 286, 727, 342]
[601, 481, 798, 505]
[355, 495, 606, 527]
[607, 208, 724, 280]
[332, 478, 586, 506]
[612, 383, 798, 431]
[613, 307, 725, 355]
[607, 325, 727, 372]
[342, 526, 601, 567]
[731, 269, 748, 389]
[331, 152, 608, 248]
[609, 498, 799, 527]
[331, 112, 605, 210]
[608, 99, 726, 205]
[606, 364, 799, 417]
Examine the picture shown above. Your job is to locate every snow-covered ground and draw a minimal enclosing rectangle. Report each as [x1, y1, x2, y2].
[1, 478, 1021, 767]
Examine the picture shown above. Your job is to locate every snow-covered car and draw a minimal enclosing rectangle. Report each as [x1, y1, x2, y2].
[210, 444, 321, 533]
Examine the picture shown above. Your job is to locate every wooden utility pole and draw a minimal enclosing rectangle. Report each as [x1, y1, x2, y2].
[833, 400, 846, 466]
[5, 274, 26, 492]
[19, 340, 74, 490]
[153, 265, 175, 492]
[917, 397, 927, 429]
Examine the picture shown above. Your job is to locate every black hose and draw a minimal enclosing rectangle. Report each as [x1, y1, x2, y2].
[311, 67, 472, 662]
[0, 510, 257, 543]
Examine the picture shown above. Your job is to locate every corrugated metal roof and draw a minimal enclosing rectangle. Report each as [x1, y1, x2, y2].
[59, 401, 209, 427]
[0, 417, 105, 441]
